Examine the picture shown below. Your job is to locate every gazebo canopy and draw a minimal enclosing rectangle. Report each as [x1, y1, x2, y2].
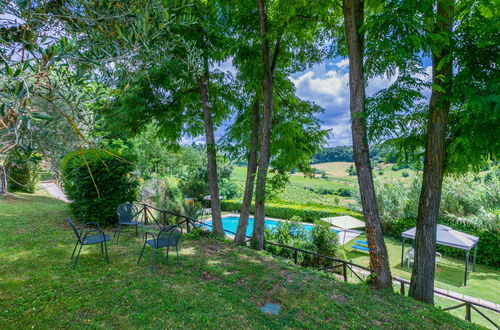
[401, 224, 479, 286]
[321, 215, 365, 230]
[203, 195, 223, 201]
[402, 224, 479, 250]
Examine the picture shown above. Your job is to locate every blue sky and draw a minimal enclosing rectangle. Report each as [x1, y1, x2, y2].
[289, 58, 400, 146]
[200, 57, 431, 147]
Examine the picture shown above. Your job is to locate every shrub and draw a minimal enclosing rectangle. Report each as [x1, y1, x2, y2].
[336, 187, 354, 197]
[346, 165, 356, 176]
[401, 171, 410, 178]
[150, 175, 184, 214]
[61, 148, 139, 226]
[304, 221, 344, 268]
[8, 161, 41, 193]
[265, 219, 344, 270]
[370, 176, 500, 266]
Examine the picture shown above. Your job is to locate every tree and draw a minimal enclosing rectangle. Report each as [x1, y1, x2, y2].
[65, 0, 238, 236]
[408, 0, 454, 303]
[224, 0, 331, 249]
[251, 0, 275, 249]
[364, 0, 498, 302]
[233, 99, 260, 244]
[342, 0, 392, 288]
[0, 2, 94, 194]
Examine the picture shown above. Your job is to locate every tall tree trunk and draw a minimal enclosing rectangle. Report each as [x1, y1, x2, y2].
[235, 100, 260, 244]
[0, 164, 9, 195]
[343, 0, 392, 289]
[409, 0, 454, 304]
[252, 0, 273, 250]
[199, 57, 224, 237]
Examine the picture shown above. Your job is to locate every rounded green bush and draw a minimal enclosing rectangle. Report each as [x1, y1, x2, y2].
[61, 148, 139, 226]
[8, 161, 41, 193]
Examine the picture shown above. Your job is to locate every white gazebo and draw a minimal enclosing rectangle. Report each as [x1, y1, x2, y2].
[321, 215, 365, 245]
[401, 224, 479, 286]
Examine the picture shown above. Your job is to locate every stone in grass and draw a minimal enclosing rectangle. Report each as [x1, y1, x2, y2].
[260, 302, 281, 315]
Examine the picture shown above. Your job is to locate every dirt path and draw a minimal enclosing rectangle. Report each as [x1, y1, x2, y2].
[40, 180, 70, 203]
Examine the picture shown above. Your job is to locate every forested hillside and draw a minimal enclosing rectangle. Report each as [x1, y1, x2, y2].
[311, 146, 395, 164]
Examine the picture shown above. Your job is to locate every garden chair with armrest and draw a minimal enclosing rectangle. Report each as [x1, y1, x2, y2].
[67, 217, 111, 268]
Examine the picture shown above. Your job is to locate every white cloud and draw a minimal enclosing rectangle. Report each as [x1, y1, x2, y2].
[185, 58, 429, 147]
[290, 59, 397, 146]
[335, 58, 350, 68]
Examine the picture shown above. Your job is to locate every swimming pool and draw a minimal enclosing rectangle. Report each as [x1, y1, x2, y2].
[200, 216, 340, 237]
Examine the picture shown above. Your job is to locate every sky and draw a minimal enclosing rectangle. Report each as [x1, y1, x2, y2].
[289, 58, 398, 146]
[192, 56, 431, 148]
[184, 57, 403, 147]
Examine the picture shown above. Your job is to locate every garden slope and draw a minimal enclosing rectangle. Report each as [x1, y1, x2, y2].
[0, 192, 476, 329]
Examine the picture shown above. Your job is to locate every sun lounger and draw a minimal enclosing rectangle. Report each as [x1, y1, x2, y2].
[352, 245, 370, 253]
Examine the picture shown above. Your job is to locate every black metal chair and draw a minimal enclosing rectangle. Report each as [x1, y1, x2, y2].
[114, 203, 143, 243]
[67, 217, 111, 268]
[137, 225, 183, 272]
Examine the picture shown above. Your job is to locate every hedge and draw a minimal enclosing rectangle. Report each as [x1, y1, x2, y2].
[383, 217, 499, 267]
[61, 148, 139, 226]
[222, 199, 498, 267]
[221, 199, 362, 223]
[8, 161, 41, 193]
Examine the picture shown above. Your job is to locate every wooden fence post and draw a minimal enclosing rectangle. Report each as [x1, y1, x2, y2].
[400, 282, 405, 296]
[343, 263, 348, 282]
[293, 250, 298, 264]
[465, 303, 471, 322]
[143, 206, 148, 225]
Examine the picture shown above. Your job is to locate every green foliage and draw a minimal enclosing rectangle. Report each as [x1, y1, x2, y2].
[182, 199, 202, 221]
[336, 188, 354, 197]
[312, 145, 396, 164]
[150, 175, 184, 216]
[401, 171, 409, 178]
[221, 199, 362, 223]
[370, 176, 499, 266]
[346, 165, 356, 176]
[184, 227, 214, 240]
[364, 0, 499, 174]
[307, 221, 345, 268]
[132, 133, 239, 201]
[8, 161, 41, 193]
[61, 148, 139, 226]
[265, 218, 344, 269]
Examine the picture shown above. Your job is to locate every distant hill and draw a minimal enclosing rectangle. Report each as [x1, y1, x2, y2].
[311, 145, 395, 164]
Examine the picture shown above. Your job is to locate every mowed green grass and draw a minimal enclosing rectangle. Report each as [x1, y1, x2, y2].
[0, 191, 477, 329]
[344, 235, 500, 328]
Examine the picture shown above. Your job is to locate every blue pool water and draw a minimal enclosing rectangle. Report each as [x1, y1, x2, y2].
[200, 216, 339, 237]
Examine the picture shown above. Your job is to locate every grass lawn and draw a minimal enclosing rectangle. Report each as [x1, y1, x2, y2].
[0, 191, 478, 329]
[344, 235, 500, 328]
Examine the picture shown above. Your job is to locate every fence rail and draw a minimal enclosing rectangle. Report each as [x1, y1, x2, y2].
[136, 203, 499, 328]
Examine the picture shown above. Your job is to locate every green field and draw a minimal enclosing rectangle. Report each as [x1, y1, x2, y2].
[231, 162, 419, 207]
[0, 191, 476, 329]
